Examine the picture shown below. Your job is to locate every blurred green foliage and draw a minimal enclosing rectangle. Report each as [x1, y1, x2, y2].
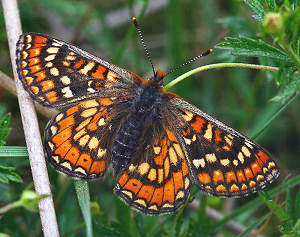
[0, 0, 300, 236]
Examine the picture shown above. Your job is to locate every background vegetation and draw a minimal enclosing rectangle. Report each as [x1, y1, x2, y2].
[0, 0, 300, 236]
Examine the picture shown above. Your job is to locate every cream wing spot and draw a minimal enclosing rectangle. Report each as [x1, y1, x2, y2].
[138, 163, 150, 175]
[87, 88, 96, 93]
[193, 158, 206, 168]
[60, 75, 71, 85]
[205, 153, 217, 163]
[148, 205, 158, 211]
[48, 141, 55, 150]
[106, 71, 118, 81]
[50, 126, 58, 136]
[52, 155, 60, 164]
[98, 118, 106, 126]
[184, 137, 192, 145]
[220, 159, 230, 166]
[61, 86, 74, 98]
[74, 167, 87, 175]
[175, 191, 185, 200]
[88, 136, 99, 150]
[45, 54, 56, 61]
[241, 146, 251, 157]
[79, 135, 90, 147]
[203, 123, 213, 142]
[26, 35, 32, 42]
[238, 152, 245, 164]
[45, 62, 53, 67]
[50, 67, 59, 76]
[162, 203, 174, 208]
[97, 148, 107, 158]
[153, 146, 161, 154]
[46, 47, 59, 54]
[80, 108, 97, 118]
[233, 159, 239, 166]
[55, 113, 64, 122]
[182, 110, 193, 121]
[148, 168, 156, 181]
[80, 61, 95, 75]
[25, 44, 32, 50]
[52, 42, 62, 47]
[22, 51, 28, 59]
[80, 99, 99, 108]
[224, 136, 233, 146]
[245, 141, 254, 149]
[268, 161, 276, 169]
[121, 190, 133, 199]
[65, 55, 76, 61]
[61, 161, 72, 170]
[128, 164, 136, 172]
[168, 147, 178, 165]
[134, 199, 147, 207]
[184, 177, 190, 189]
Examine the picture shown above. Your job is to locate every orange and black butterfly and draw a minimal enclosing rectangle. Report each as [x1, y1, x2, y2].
[16, 21, 279, 215]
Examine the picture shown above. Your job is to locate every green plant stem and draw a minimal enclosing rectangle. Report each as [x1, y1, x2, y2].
[164, 63, 278, 90]
[0, 200, 22, 214]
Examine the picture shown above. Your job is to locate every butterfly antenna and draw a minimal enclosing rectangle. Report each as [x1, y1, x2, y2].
[132, 16, 156, 76]
[165, 48, 214, 77]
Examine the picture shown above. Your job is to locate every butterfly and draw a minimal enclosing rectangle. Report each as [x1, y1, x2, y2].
[16, 27, 279, 215]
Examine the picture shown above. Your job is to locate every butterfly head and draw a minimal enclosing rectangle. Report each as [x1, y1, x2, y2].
[151, 69, 166, 85]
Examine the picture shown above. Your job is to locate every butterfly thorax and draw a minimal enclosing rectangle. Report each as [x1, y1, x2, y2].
[111, 80, 169, 176]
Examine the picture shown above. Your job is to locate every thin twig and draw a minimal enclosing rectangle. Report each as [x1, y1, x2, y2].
[1, 0, 60, 236]
[0, 70, 59, 119]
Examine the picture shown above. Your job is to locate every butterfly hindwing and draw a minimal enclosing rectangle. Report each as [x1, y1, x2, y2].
[114, 127, 191, 215]
[45, 97, 129, 178]
[16, 33, 137, 107]
[169, 97, 279, 196]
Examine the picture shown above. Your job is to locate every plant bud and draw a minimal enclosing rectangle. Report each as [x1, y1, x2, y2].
[263, 12, 283, 34]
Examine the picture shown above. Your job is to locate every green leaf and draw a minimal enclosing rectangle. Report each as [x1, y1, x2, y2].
[280, 219, 295, 234]
[295, 189, 300, 220]
[0, 165, 22, 183]
[286, 186, 294, 222]
[271, 74, 300, 102]
[0, 146, 28, 157]
[0, 114, 11, 146]
[275, 64, 297, 86]
[266, 0, 276, 11]
[218, 37, 290, 62]
[94, 223, 122, 237]
[74, 180, 93, 237]
[244, 0, 266, 23]
[259, 191, 289, 221]
[237, 212, 272, 237]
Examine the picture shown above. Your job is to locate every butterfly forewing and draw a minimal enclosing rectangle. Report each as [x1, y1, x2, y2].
[169, 97, 279, 196]
[16, 33, 136, 107]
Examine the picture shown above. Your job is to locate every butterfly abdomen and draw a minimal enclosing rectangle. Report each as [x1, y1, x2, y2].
[111, 113, 145, 175]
